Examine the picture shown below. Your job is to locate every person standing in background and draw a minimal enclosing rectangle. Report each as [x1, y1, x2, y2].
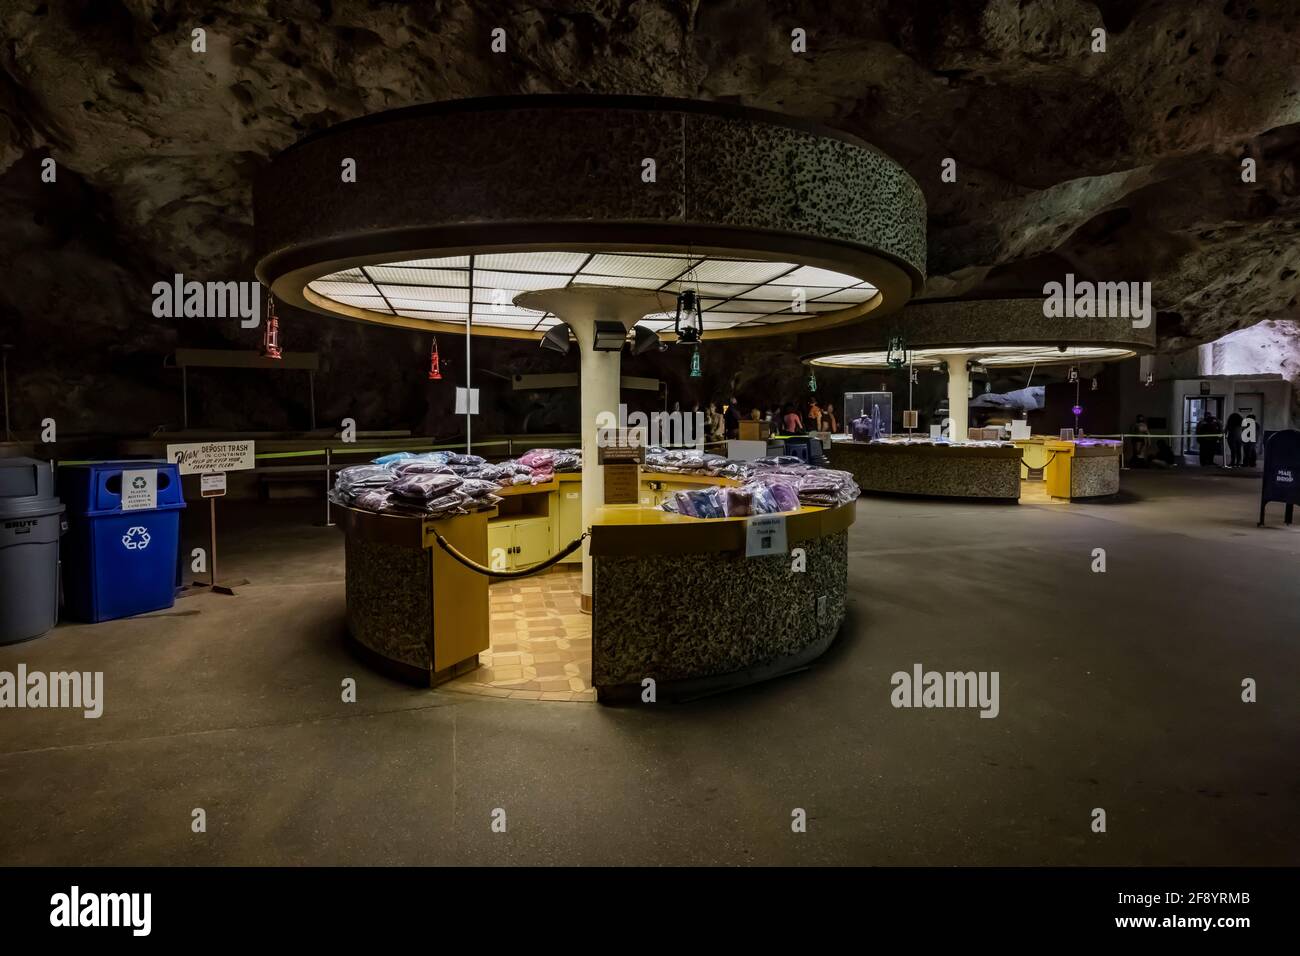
[1242, 412, 1259, 467]
[808, 398, 823, 431]
[1196, 411, 1219, 467]
[824, 403, 839, 433]
[1131, 414, 1151, 463]
[724, 397, 741, 439]
[1225, 410, 1244, 468]
[782, 404, 804, 434]
[707, 401, 725, 445]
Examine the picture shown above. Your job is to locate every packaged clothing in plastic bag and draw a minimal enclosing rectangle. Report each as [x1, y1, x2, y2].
[446, 453, 485, 467]
[672, 487, 726, 519]
[721, 486, 752, 517]
[335, 464, 397, 502]
[551, 449, 581, 472]
[388, 472, 463, 502]
[455, 478, 502, 499]
[393, 460, 456, 476]
[372, 452, 415, 466]
[518, 449, 557, 469]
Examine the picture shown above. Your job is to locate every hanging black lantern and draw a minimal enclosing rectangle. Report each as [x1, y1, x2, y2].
[886, 334, 908, 368]
[674, 289, 704, 345]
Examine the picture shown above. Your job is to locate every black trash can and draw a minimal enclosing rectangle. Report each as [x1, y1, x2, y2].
[0, 457, 66, 644]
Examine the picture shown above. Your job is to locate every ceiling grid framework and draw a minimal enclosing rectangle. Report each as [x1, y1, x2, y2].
[307, 251, 878, 334]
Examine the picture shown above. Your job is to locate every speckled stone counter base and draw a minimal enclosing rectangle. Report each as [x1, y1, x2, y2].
[592, 530, 847, 700]
[829, 442, 1021, 499]
[344, 535, 433, 672]
[1069, 455, 1120, 498]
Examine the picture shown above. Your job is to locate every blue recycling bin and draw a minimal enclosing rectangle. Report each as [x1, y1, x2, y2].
[57, 461, 186, 623]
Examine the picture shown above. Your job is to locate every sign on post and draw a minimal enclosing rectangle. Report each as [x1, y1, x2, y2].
[166, 441, 254, 596]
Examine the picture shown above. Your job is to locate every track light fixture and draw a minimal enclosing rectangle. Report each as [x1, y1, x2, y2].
[540, 322, 573, 355]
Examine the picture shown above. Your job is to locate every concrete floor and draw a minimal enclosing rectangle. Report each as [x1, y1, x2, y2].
[1, 469, 1297, 865]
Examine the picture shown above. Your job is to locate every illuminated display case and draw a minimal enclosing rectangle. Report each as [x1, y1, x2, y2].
[844, 391, 893, 438]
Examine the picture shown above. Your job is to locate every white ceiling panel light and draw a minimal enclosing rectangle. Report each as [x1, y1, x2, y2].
[324, 294, 393, 312]
[393, 310, 470, 322]
[380, 285, 470, 303]
[687, 259, 798, 284]
[475, 251, 590, 273]
[663, 281, 756, 297]
[388, 255, 471, 268]
[305, 250, 877, 332]
[309, 280, 380, 297]
[366, 266, 468, 286]
[810, 345, 1137, 368]
[580, 254, 695, 279]
[769, 265, 864, 287]
[386, 297, 469, 313]
[710, 299, 790, 313]
[808, 286, 879, 303]
[572, 275, 667, 289]
[473, 270, 568, 292]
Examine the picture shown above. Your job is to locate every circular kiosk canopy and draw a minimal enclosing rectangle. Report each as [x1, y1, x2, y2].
[254, 95, 926, 340]
[804, 297, 1157, 368]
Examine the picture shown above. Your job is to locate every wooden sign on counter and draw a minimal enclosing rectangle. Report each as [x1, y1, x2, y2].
[603, 463, 640, 504]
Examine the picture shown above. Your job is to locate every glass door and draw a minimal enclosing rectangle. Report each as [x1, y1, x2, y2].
[1183, 396, 1224, 458]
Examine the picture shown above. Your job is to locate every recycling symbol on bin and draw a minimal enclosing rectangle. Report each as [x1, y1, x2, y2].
[122, 526, 151, 551]
[131, 476, 147, 490]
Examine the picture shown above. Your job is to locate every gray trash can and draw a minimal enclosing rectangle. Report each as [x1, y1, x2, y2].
[0, 457, 66, 644]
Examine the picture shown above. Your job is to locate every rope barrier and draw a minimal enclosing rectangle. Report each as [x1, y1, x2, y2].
[429, 527, 591, 579]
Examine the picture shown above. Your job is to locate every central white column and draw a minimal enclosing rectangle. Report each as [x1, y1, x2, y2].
[569, 319, 621, 604]
[515, 286, 676, 612]
[944, 355, 969, 440]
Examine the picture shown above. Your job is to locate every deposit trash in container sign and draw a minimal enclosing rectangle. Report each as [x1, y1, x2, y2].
[165, 441, 254, 596]
[166, 441, 255, 476]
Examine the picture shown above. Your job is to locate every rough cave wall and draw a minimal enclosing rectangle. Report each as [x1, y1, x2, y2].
[1, 0, 1298, 442]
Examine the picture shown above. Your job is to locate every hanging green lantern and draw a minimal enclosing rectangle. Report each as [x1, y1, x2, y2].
[689, 344, 701, 378]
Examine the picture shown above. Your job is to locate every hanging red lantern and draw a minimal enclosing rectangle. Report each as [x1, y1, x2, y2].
[428, 337, 442, 380]
[260, 294, 282, 360]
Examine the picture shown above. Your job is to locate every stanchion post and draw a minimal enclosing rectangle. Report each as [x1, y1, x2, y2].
[209, 496, 218, 589]
[325, 447, 334, 528]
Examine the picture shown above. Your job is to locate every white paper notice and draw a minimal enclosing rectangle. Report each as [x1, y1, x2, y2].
[200, 473, 227, 498]
[121, 469, 157, 511]
[745, 514, 788, 558]
[455, 387, 480, 415]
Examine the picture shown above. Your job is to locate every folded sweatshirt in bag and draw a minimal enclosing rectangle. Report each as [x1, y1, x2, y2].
[388, 472, 463, 501]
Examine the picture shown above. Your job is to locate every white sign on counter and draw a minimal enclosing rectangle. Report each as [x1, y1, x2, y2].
[121, 468, 157, 511]
[166, 441, 256, 476]
[745, 514, 788, 558]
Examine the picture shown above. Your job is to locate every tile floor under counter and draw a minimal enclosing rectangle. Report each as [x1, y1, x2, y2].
[446, 567, 596, 702]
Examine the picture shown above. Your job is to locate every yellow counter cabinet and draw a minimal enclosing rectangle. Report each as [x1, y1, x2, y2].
[1044, 440, 1122, 499]
[334, 505, 490, 685]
